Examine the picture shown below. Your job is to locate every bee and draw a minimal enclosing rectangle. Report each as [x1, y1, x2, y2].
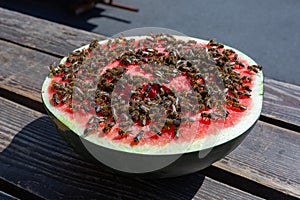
[237, 91, 251, 97]
[236, 61, 245, 68]
[121, 57, 132, 65]
[74, 87, 84, 97]
[70, 50, 82, 57]
[252, 64, 262, 70]
[213, 112, 226, 118]
[226, 95, 239, 103]
[206, 99, 212, 109]
[145, 48, 156, 53]
[142, 51, 150, 57]
[49, 62, 62, 75]
[69, 103, 79, 110]
[81, 104, 91, 112]
[208, 39, 219, 47]
[140, 115, 147, 126]
[231, 91, 239, 98]
[172, 119, 181, 126]
[242, 84, 252, 92]
[94, 104, 102, 113]
[61, 94, 71, 104]
[165, 119, 174, 125]
[201, 112, 215, 119]
[102, 122, 115, 134]
[66, 56, 77, 64]
[196, 103, 206, 110]
[83, 123, 98, 136]
[88, 116, 106, 124]
[241, 76, 252, 82]
[103, 82, 114, 92]
[247, 65, 259, 73]
[102, 126, 110, 134]
[52, 82, 60, 90]
[134, 130, 145, 143]
[53, 93, 60, 105]
[233, 83, 240, 91]
[174, 127, 180, 138]
[119, 121, 130, 128]
[187, 40, 197, 45]
[232, 102, 247, 110]
[102, 110, 112, 117]
[149, 124, 162, 136]
[131, 110, 140, 121]
[89, 40, 99, 50]
[140, 104, 150, 113]
[118, 129, 126, 135]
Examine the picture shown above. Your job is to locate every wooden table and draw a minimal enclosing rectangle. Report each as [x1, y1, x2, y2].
[0, 7, 299, 200]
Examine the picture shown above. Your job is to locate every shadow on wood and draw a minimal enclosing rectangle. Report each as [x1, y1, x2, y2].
[0, 116, 204, 199]
[0, 0, 131, 33]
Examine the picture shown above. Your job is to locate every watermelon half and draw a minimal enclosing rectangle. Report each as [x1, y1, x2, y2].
[41, 34, 263, 178]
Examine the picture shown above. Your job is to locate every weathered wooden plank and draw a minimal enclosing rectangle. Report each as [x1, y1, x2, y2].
[1, 39, 299, 128]
[262, 77, 300, 128]
[0, 97, 263, 200]
[0, 40, 56, 103]
[0, 7, 104, 56]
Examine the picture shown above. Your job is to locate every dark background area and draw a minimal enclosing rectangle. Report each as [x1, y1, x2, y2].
[1, 0, 299, 85]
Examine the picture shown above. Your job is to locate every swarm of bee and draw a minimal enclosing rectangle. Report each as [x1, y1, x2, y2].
[48, 33, 262, 143]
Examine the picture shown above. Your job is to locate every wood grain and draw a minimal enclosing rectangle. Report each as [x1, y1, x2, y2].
[0, 97, 263, 200]
[0, 40, 56, 102]
[0, 7, 104, 57]
[262, 77, 300, 128]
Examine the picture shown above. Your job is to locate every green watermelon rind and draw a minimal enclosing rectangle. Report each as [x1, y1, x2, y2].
[41, 36, 263, 155]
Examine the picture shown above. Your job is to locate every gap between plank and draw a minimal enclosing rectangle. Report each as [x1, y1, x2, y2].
[259, 115, 300, 133]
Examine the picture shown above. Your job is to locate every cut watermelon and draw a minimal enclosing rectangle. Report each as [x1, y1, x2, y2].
[41, 34, 263, 177]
